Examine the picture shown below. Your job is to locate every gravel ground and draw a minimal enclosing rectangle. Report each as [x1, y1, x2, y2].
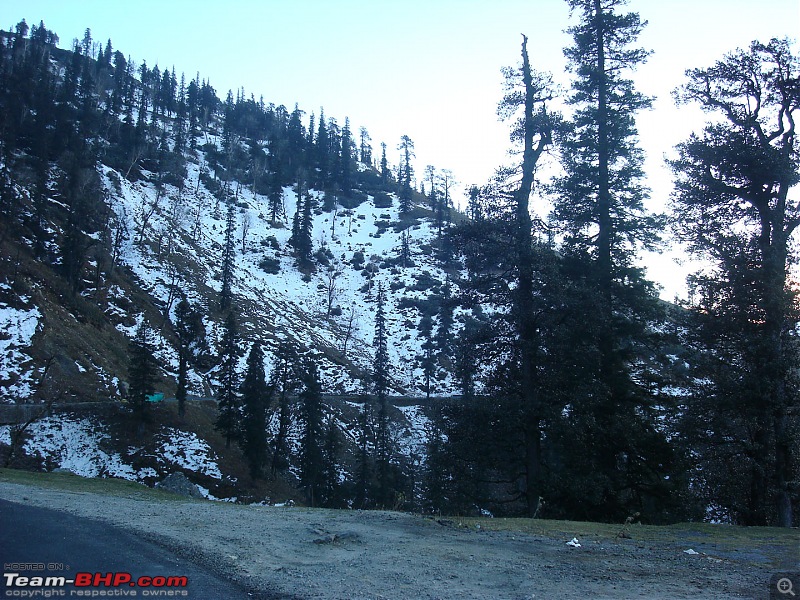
[0, 481, 785, 599]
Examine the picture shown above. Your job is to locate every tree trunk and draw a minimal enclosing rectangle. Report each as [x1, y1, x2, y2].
[762, 223, 793, 527]
[516, 36, 548, 516]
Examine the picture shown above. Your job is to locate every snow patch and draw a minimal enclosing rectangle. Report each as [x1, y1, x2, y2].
[1, 415, 142, 480]
[157, 427, 223, 479]
[0, 303, 41, 401]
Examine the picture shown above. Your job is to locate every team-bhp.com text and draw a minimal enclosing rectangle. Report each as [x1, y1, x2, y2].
[4, 572, 189, 597]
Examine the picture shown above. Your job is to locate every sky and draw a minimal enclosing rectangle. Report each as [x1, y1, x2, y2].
[3, 0, 799, 298]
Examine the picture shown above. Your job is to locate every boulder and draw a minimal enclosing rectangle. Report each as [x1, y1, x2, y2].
[155, 472, 204, 499]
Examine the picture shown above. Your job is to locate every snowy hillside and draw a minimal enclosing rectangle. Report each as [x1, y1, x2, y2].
[101, 149, 460, 399]
[0, 26, 468, 506]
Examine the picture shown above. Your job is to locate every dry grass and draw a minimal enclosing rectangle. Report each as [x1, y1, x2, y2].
[454, 514, 800, 554]
[0, 467, 188, 501]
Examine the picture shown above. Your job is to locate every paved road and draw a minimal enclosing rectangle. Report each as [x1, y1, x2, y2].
[0, 499, 282, 599]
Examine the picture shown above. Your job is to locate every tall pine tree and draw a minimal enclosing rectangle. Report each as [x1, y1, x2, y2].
[300, 360, 324, 506]
[372, 283, 394, 506]
[398, 136, 414, 214]
[215, 311, 241, 448]
[241, 342, 270, 479]
[174, 297, 207, 417]
[128, 321, 158, 431]
[551, 0, 676, 520]
[220, 198, 236, 312]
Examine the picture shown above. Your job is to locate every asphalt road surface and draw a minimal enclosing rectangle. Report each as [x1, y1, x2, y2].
[0, 498, 278, 599]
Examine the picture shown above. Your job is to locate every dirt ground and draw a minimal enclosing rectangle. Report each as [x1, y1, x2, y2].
[0, 479, 797, 599]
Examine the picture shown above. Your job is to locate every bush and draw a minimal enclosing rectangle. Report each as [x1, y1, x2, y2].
[373, 192, 393, 208]
[340, 189, 369, 208]
[314, 247, 333, 266]
[410, 271, 441, 292]
[259, 256, 281, 274]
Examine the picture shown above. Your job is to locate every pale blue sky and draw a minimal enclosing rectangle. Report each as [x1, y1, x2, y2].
[3, 0, 798, 296]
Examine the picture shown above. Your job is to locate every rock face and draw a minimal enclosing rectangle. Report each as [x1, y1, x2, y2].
[155, 472, 204, 499]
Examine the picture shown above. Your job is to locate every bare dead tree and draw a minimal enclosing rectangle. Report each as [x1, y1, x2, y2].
[341, 305, 359, 357]
[324, 263, 342, 318]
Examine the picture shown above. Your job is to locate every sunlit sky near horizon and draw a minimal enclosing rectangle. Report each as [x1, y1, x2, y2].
[3, 0, 798, 298]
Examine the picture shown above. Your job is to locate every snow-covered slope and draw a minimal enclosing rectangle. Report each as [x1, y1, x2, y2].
[98, 148, 460, 398]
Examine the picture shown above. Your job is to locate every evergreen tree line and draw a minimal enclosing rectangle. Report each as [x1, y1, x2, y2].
[202, 285, 409, 510]
[0, 19, 429, 292]
[427, 1, 798, 527]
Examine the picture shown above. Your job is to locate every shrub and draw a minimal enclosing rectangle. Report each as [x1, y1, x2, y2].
[372, 192, 393, 208]
[259, 256, 281, 274]
[410, 271, 441, 292]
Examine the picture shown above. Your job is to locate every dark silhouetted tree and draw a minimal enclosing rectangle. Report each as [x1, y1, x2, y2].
[670, 38, 800, 527]
[241, 342, 270, 479]
[220, 198, 236, 312]
[174, 297, 207, 417]
[300, 360, 324, 506]
[550, 0, 674, 520]
[128, 321, 158, 430]
[398, 135, 415, 214]
[215, 311, 241, 448]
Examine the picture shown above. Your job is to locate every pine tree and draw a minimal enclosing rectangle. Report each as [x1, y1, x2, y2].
[267, 155, 285, 223]
[670, 38, 800, 527]
[355, 395, 373, 509]
[300, 360, 324, 506]
[174, 297, 207, 417]
[438, 35, 558, 516]
[102, 39, 112, 69]
[128, 321, 158, 429]
[339, 117, 353, 192]
[425, 165, 438, 214]
[550, 0, 675, 519]
[269, 343, 298, 476]
[186, 76, 199, 151]
[398, 135, 415, 214]
[322, 415, 341, 507]
[418, 310, 436, 399]
[439, 169, 455, 234]
[359, 126, 372, 165]
[173, 73, 187, 155]
[220, 198, 236, 312]
[287, 104, 306, 169]
[380, 142, 390, 184]
[453, 315, 480, 400]
[215, 311, 241, 448]
[372, 284, 392, 505]
[373, 284, 389, 402]
[436, 281, 455, 360]
[289, 180, 304, 248]
[241, 343, 270, 479]
[398, 228, 412, 268]
[297, 193, 314, 269]
[498, 35, 556, 517]
[315, 108, 329, 187]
